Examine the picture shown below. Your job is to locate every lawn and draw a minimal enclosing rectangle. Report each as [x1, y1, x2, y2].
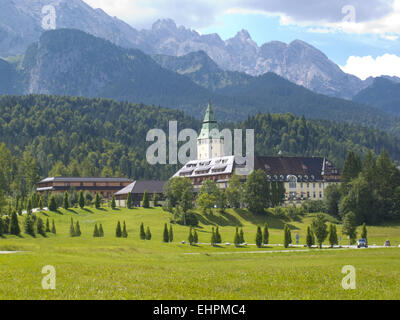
[0, 207, 399, 300]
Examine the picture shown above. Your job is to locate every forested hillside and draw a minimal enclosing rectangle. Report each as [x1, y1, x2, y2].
[1, 95, 400, 199]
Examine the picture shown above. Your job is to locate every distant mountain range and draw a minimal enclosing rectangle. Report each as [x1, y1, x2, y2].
[0, 29, 399, 138]
[1, 0, 398, 99]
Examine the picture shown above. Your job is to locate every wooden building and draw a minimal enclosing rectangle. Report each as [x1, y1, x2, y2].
[37, 177, 132, 199]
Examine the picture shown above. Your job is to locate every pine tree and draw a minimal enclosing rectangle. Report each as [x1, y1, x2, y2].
[234, 227, 240, 247]
[37, 217, 45, 236]
[140, 223, 146, 240]
[193, 230, 199, 244]
[169, 225, 174, 243]
[45, 218, 50, 233]
[3, 216, 10, 234]
[93, 224, 99, 237]
[306, 226, 313, 248]
[99, 224, 104, 237]
[127, 193, 133, 209]
[152, 193, 158, 207]
[215, 226, 222, 244]
[70, 218, 76, 237]
[24, 214, 35, 237]
[142, 190, 150, 208]
[95, 193, 101, 209]
[0, 217, 4, 236]
[284, 224, 290, 248]
[116, 221, 122, 238]
[122, 221, 128, 238]
[188, 227, 194, 245]
[328, 224, 338, 247]
[111, 195, 116, 209]
[75, 221, 81, 237]
[63, 192, 69, 210]
[263, 224, 269, 245]
[79, 190, 85, 209]
[239, 228, 245, 244]
[51, 220, 56, 234]
[10, 212, 20, 236]
[163, 223, 169, 243]
[211, 227, 216, 247]
[145, 227, 152, 240]
[361, 223, 368, 241]
[38, 196, 43, 210]
[256, 226, 263, 248]
[27, 199, 32, 214]
[49, 195, 57, 212]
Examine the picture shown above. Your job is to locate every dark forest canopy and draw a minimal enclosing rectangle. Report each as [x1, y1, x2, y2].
[0, 94, 400, 197]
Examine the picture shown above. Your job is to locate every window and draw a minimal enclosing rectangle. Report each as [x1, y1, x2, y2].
[288, 175, 297, 189]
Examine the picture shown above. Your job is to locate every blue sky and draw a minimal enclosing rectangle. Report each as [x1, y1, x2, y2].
[84, 0, 400, 79]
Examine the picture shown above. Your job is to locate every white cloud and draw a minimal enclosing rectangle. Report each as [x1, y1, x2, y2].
[340, 54, 400, 80]
[82, 0, 397, 33]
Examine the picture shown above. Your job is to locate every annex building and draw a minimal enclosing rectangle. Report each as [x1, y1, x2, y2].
[173, 103, 341, 203]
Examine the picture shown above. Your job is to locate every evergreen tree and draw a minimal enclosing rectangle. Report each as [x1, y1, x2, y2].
[215, 226, 222, 244]
[38, 196, 43, 210]
[234, 227, 240, 247]
[0, 217, 4, 236]
[63, 192, 69, 210]
[111, 195, 116, 209]
[140, 223, 146, 240]
[24, 214, 35, 237]
[311, 214, 329, 249]
[45, 218, 50, 233]
[27, 199, 32, 214]
[342, 211, 358, 245]
[152, 193, 158, 207]
[127, 193, 133, 209]
[211, 227, 216, 247]
[328, 224, 338, 247]
[239, 228, 245, 244]
[10, 212, 20, 236]
[122, 221, 128, 238]
[193, 230, 199, 244]
[169, 225, 174, 242]
[93, 224, 99, 237]
[70, 218, 76, 237]
[263, 224, 269, 245]
[116, 221, 122, 238]
[188, 227, 194, 245]
[142, 190, 150, 208]
[284, 224, 290, 248]
[256, 226, 263, 248]
[306, 226, 313, 248]
[79, 190, 85, 209]
[145, 227, 152, 240]
[75, 221, 81, 237]
[51, 220, 56, 234]
[163, 223, 169, 243]
[99, 224, 104, 237]
[37, 217, 45, 236]
[361, 223, 368, 241]
[49, 195, 57, 212]
[95, 193, 101, 209]
[3, 216, 10, 234]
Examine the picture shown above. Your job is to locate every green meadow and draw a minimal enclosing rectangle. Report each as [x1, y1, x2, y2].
[0, 207, 399, 300]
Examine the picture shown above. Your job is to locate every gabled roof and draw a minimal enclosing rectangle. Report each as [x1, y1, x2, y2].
[115, 181, 167, 195]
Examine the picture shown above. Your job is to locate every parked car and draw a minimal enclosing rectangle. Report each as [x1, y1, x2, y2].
[385, 240, 391, 247]
[357, 239, 368, 248]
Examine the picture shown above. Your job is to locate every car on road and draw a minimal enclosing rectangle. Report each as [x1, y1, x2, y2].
[357, 239, 368, 248]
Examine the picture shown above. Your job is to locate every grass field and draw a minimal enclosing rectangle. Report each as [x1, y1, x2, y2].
[0, 206, 399, 300]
